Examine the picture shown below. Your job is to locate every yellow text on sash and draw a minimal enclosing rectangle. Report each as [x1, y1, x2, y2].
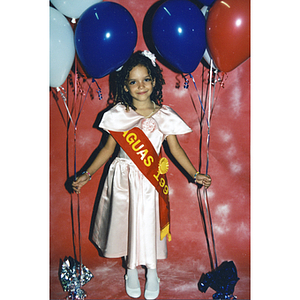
[123, 130, 154, 167]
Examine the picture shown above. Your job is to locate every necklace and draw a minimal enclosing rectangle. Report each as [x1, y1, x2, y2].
[145, 101, 156, 118]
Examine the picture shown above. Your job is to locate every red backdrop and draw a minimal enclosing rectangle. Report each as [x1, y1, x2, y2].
[50, 1, 250, 299]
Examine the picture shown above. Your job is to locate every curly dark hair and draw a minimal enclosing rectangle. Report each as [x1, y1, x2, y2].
[114, 51, 165, 110]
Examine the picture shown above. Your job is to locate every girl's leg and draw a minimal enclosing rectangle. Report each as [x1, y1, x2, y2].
[125, 267, 141, 298]
[145, 266, 160, 300]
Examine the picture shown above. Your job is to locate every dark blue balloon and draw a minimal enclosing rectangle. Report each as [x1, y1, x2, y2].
[75, 2, 137, 78]
[151, 0, 206, 73]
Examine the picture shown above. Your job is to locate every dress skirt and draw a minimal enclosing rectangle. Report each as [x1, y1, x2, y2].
[92, 156, 167, 269]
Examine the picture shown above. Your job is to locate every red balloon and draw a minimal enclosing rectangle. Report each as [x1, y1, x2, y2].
[206, 0, 250, 72]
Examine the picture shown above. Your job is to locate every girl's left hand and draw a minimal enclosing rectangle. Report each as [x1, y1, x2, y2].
[195, 174, 212, 189]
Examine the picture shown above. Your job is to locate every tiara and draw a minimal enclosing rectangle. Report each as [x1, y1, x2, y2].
[116, 50, 156, 72]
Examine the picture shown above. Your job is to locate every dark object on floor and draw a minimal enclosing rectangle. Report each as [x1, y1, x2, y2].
[198, 261, 239, 299]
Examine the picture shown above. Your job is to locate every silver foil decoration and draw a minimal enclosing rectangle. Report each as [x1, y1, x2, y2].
[60, 256, 93, 299]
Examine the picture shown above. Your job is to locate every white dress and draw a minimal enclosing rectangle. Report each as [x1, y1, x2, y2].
[92, 103, 192, 269]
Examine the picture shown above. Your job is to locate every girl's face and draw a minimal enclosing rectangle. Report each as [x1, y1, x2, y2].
[124, 64, 156, 105]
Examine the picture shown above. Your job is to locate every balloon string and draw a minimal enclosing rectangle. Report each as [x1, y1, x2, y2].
[197, 187, 214, 271]
[211, 70, 218, 117]
[204, 60, 218, 270]
[203, 188, 218, 269]
[188, 72, 211, 175]
[77, 192, 82, 287]
[56, 65, 92, 295]
[205, 62, 213, 175]
[210, 69, 223, 118]
[57, 71, 91, 130]
[74, 54, 78, 175]
[190, 61, 218, 271]
[73, 56, 83, 289]
[92, 78, 103, 100]
[70, 194, 77, 263]
[188, 73, 209, 128]
[74, 81, 91, 127]
[56, 86, 74, 126]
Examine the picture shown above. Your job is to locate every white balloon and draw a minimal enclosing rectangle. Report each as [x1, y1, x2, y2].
[201, 5, 209, 18]
[50, 7, 75, 87]
[51, 0, 103, 20]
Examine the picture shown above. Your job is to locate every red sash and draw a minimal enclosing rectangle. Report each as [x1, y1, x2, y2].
[110, 127, 171, 241]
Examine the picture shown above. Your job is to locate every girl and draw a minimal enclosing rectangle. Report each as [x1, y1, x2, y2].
[72, 50, 211, 299]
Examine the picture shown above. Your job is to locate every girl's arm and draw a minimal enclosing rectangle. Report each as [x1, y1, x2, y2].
[166, 135, 211, 188]
[72, 134, 117, 194]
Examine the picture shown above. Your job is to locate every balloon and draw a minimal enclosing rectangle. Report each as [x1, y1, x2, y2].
[151, 0, 206, 73]
[75, 2, 137, 79]
[51, 0, 102, 20]
[206, 0, 250, 72]
[50, 7, 75, 88]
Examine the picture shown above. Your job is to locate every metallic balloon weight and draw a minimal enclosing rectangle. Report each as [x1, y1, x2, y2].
[60, 256, 93, 299]
[198, 261, 239, 299]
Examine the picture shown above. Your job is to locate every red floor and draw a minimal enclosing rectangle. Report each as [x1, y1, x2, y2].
[50, 245, 250, 300]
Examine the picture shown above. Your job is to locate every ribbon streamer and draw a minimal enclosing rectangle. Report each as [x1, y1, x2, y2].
[183, 74, 189, 89]
[56, 86, 74, 126]
[92, 78, 103, 100]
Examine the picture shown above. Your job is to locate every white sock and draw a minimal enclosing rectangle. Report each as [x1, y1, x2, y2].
[127, 268, 140, 289]
[146, 268, 159, 291]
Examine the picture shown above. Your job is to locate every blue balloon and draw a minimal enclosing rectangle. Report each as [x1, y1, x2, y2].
[75, 2, 137, 78]
[151, 0, 206, 73]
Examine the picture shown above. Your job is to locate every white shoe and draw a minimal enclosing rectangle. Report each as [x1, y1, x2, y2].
[125, 269, 141, 298]
[144, 269, 160, 300]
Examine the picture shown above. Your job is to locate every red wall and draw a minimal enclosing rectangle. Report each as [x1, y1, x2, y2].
[50, 1, 250, 299]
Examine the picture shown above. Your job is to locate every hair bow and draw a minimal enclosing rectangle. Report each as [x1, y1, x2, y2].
[142, 50, 156, 67]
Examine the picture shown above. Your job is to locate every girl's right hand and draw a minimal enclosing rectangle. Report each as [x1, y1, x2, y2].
[72, 173, 90, 194]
